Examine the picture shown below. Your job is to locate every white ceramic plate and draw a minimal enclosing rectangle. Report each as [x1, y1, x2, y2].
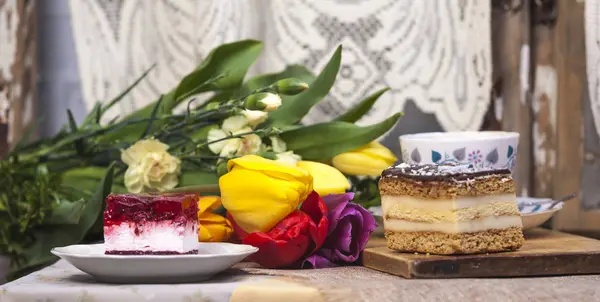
[369, 197, 564, 232]
[517, 197, 563, 230]
[51, 243, 258, 284]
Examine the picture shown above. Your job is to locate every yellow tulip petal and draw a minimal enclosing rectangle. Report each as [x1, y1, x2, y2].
[198, 196, 222, 213]
[296, 161, 350, 196]
[220, 168, 306, 233]
[355, 141, 397, 163]
[198, 212, 233, 242]
[332, 152, 391, 176]
[220, 155, 314, 233]
[227, 155, 311, 180]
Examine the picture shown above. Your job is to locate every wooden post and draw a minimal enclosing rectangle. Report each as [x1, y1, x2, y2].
[552, 0, 588, 230]
[0, 0, 37, 158]
[491, 0, 533, 196]
[530, 2, 557, 199]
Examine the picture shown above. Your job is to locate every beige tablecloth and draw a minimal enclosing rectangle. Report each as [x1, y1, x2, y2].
[1, 260, 600, 302]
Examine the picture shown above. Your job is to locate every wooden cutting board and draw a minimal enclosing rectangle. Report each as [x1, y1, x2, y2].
[362, 228, 600, 278]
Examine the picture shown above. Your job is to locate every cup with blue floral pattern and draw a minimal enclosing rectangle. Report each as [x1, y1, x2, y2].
[399, 131, 519, 172]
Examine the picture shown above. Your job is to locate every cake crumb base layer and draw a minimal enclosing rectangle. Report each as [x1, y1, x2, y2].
[385, 227, 524, 255]
[105, 250, 198, 255]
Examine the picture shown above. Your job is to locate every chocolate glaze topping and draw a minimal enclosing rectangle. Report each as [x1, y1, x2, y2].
[381, 162, 511, 181]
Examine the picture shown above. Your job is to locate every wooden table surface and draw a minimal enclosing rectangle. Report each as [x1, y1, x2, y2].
[2, 250, 600, 301]
[363, 228, 600, 278]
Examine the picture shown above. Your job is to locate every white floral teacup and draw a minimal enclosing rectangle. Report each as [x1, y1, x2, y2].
[399, 131, 519, 171]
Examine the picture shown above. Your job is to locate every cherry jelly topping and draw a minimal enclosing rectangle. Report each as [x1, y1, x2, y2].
[104, 193, 199, 227]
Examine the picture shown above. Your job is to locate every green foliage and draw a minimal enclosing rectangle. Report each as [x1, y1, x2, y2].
[99, 40, 264, 143]
[0, 163, 60, 263]
[267, 46, 342, 127]
[280, 112, 403, 161]
[7, 164, 116, 280]
[334, 88, 390, 123]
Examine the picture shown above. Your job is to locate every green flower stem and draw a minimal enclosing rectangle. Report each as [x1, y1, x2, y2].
[196, 128, 272, 150]
[171, 73, 228, 107]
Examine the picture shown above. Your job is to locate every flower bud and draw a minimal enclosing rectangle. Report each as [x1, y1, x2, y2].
[272, 78, 309, 95]
[244, 93, 282, 112]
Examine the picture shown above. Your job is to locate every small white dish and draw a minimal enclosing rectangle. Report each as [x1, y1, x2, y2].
[517, 197, 563, 230]
[51, 243, 258, 284]
[369, 197, 563, 233]
[399, 131, 519, 172]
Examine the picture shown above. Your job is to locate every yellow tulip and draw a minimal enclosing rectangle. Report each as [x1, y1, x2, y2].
[332, 141, 397, 177]
[296, 161, 351, 196]
[197, 196, 233, 242]
[219, 155, 313, 233]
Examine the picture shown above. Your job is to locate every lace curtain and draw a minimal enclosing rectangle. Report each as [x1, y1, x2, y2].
[68, 0, 492, 132]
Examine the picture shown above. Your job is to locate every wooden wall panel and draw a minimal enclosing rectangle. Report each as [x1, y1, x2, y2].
[491, 0, 533, 196]
[0, 0, 37, 158]
[530, 9, 557, 199]
[552, 0, 591, 230]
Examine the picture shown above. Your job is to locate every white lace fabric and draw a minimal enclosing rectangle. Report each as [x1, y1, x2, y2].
[69, 0, 492, 132]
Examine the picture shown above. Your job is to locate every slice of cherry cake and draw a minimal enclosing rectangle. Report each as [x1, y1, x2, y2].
[103, 193, 199, 255]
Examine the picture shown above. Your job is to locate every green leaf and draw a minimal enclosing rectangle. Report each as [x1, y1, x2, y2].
[45, 199, 86, 225]
[102, 64, 156, 115]
[267, 46, 342, 126]
[80, 65, 155, 128]
[74, 163, 115, 237]
[179, 170, 219, 187]
[167, 184, 220, 195]
[173, 40, 264, 104]
[81, 102, 102, 127]
[98, 40, 264, 143]
[334, 88, 390, 123]
[66, 109, 85, 156]
[280, 112, 403, 161]
[140, 94, 165, 139]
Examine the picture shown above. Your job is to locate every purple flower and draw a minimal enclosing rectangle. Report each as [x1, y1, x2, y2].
[301, 192, 377, 268]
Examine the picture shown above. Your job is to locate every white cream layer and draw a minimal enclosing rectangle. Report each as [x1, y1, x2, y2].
[381, 193, 516, 212]
[104, 221, 198, 253]
[384, 215, 522, 233]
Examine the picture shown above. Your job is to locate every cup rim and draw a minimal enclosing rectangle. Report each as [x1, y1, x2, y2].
[399, 131, 520, 142]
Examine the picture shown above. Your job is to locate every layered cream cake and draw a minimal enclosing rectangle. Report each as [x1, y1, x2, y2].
[379, 163, 524, 254]
[103, 193, 199, 255]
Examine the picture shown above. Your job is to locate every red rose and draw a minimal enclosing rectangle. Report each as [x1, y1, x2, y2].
[229, 191, 328, 268]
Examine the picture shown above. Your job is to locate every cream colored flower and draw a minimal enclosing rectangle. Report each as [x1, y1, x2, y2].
[221, 115, 248, 133]
[233, 127, 262, 156]
[242, 109, 268, 127]
[269, 136, 287, 153]
[220, 138, 241, 157]
[121, 139, 181, 193]
[207, 116, 262, 157]
[207, 128, 229, 154]
[275, 151, 302, 166]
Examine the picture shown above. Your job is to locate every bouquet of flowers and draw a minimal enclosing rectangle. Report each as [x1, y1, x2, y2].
[0, 40, 401, 278]
[220, 155, 377, 268]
